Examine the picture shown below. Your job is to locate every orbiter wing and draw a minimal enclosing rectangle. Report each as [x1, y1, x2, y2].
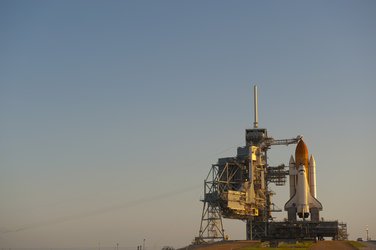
[308, 194, 323, 210]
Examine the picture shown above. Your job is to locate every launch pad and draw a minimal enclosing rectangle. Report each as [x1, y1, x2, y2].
[267, 221, 341, 241]
[194, 86, 347, 244]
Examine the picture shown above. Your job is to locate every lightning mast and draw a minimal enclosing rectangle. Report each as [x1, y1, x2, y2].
[253, 85, 258, 129]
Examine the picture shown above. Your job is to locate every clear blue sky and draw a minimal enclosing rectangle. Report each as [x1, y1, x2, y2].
[1, 1, 375, 249]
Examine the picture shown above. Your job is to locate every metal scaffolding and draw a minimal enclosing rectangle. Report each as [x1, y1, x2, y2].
[195, 165, 225, 244]
[195, 131, 300, 243]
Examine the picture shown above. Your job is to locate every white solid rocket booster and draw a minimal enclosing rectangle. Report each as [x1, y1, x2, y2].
[289, 155, 296, 198]
[308, 155, 317, 198]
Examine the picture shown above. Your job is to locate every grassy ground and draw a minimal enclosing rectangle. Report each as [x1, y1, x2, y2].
[346, 240, 366, 249]
[238, 241, 315, 250]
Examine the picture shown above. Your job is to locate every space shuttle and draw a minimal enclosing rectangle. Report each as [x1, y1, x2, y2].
[284, 140, 322, 222]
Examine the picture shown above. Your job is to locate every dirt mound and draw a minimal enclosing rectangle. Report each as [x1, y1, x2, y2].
[179, 240, 259, 250]
[311, 240, 357, 250]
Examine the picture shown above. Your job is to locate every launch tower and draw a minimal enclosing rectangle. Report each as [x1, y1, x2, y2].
[195, 86, 346, 243]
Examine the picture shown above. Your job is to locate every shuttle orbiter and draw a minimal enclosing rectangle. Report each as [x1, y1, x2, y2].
[284, 140, 322, 221]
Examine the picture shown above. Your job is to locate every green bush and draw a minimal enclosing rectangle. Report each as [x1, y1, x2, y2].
[278, 241, 315, 248]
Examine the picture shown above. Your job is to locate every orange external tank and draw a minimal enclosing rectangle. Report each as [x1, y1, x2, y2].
[295, 140, 309, 182]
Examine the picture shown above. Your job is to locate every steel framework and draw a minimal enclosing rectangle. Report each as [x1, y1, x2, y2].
[195, 164, 225, 244]
[195, 132, 300, 243]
